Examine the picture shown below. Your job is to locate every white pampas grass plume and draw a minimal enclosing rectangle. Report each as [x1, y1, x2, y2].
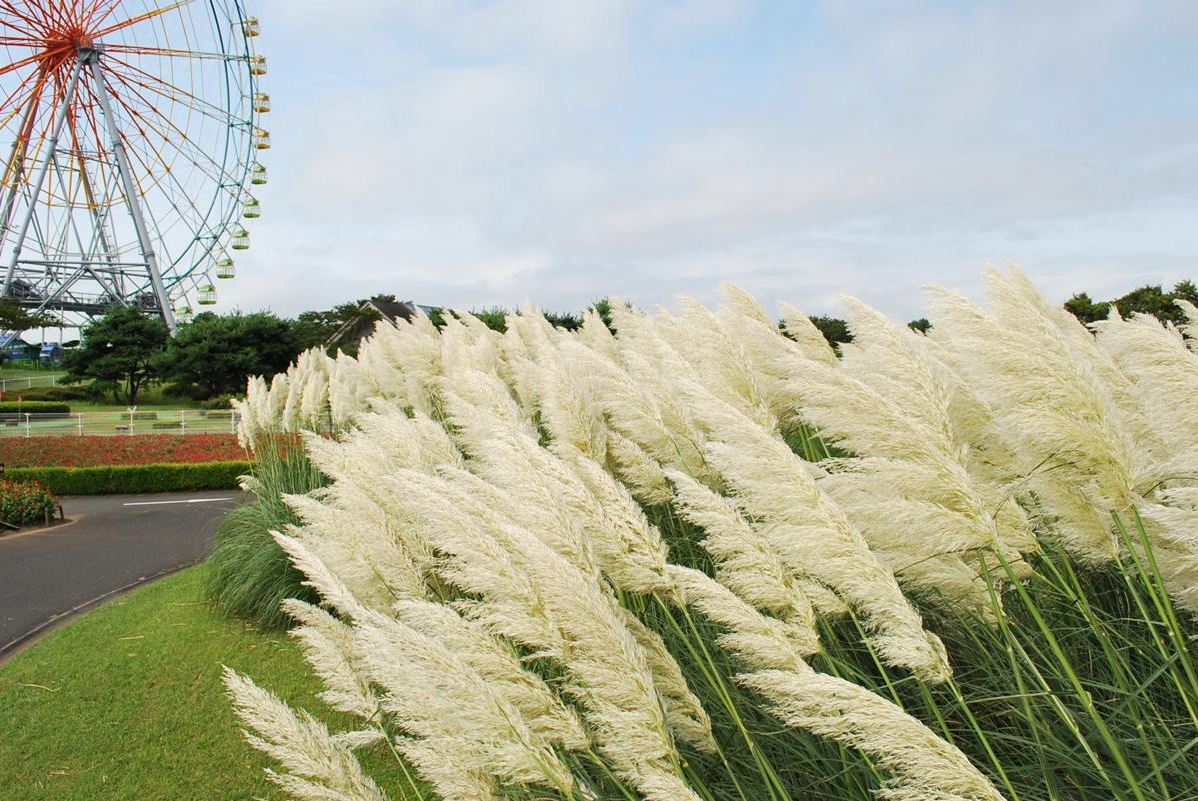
[392, 473, 700, 801]
[284, 490, 428, 605]
[594, 303, 715, 482]
[566, 453, 676, 593]
[392, 599, 589, 750]
[521, 335, 609, 463]
[619, 605, 718, 754]
[605, 428, 675, 505]
[714, 286, 834, 423]
[655, 297, 777, 430]
[271, 530, 368, 618]
[685, 385, 950, 682]
[667, 468, 820, 654]
[352, 609, 579, 799]
[778, 301, 838, 366]
[556, 338, 709, 483]
[282, 599, 380, 720]
[1133, 499, 1198, 615]
[668, 564, 810, 672]
[441, 373, 673, 594]
[430, 372, 715, 754]
[776, 297, 1036, 612]
[739, 668, 1006, 801]
[927, 269, 1146, 561]
[223, 668, 391, 801]
[1092, 310, 1198, 478]
[579, 306, 620, 360]
[362, 311, 445, 418]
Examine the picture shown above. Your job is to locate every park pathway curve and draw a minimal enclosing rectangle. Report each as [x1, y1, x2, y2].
[0, 491, 245, 660]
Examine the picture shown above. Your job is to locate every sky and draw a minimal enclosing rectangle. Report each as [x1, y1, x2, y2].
[224, 0, 1198, 322]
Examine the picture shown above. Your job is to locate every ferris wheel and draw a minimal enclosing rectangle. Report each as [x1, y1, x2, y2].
[0, 0, 269, 336]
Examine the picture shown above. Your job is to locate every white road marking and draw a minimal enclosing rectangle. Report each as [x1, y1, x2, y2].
[122, 497, 233, 507]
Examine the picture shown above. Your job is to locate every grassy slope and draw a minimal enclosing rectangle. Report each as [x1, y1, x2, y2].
[0, 568, 345, 800]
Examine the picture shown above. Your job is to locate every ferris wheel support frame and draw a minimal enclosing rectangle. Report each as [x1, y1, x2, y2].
[1, 59, 84, 299]
[0, 46, 180, 334]
[83, 46, 176, 334]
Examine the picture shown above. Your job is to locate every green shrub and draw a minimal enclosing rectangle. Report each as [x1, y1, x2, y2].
[5, 461, 250, 495]
[0, 478, 57, 527]
[200, 395, 236, 410]
[204, 500, 320, 630]
[0, 401, 70, 415]
[161, 381, 206, 401]
[205, 435, 324, 630]
[7, 385, 99, 402]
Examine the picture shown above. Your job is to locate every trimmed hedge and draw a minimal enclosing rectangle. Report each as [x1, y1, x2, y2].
[0, 401, 70, 415]
[6, 461, 250, 495]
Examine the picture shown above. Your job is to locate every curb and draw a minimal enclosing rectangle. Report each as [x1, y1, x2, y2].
[0, 560, 200, 665]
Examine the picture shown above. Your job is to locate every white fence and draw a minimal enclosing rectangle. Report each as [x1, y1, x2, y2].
[0, 374, 62, 393]
[0, 409, 240, 438]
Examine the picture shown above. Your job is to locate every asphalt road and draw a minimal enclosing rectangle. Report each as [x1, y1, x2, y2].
[0, 491, 245, 658]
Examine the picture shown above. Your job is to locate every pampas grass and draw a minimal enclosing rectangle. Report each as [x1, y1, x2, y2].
[220, 269, 1198, 801]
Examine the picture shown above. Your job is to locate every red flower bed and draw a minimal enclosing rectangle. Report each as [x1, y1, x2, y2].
[0, 434, 248, 468]
[0, 478, 57, 526]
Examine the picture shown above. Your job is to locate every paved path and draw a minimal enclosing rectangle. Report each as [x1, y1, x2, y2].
[0, 491, 245, 658]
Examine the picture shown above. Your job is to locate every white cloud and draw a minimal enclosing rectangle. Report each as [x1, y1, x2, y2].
[225, 0, 1198, 322]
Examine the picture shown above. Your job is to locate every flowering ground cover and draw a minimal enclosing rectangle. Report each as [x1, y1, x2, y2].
[0, 478, 56, 526]
[0, 433, 247, 468]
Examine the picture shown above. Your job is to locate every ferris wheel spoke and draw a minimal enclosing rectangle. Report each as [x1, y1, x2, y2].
[102, 44, 237, 62]
[102, 94, 216, 227]
[2, 2, 54, 34]
[99, 67, 239, 193]
[0, 11, 41, 39]
[31, 1, 87, 37]
[0, 69, 45, 134]
[92, 1, 193, 39]
[83, 0, 130, 30]
[102, 52, 242, 126]
[0, 51, 44, 77]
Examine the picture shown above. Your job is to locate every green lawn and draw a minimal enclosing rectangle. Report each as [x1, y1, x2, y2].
[0, 567, 397, 800]
[61, 401, 208, 413]
[0, 368, 64, 379]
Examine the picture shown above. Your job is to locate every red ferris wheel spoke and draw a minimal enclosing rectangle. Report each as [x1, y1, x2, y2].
[23, 0, 73, 34]
[82, 0, 124, 30]
[1, 3, 53, 34]
[0, 63, 43, 119]
[0, 52, 44, 78]
[0, 10, 42, 39]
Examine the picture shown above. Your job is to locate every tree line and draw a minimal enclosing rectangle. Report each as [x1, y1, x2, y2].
[802, 279, 1198, 347]
[56, 280, 1196, 405]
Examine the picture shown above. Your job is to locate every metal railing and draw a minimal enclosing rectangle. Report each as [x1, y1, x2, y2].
[0, 409, 239, 437]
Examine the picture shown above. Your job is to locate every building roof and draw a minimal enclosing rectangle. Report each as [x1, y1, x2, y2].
[326, 299, 419, 351]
